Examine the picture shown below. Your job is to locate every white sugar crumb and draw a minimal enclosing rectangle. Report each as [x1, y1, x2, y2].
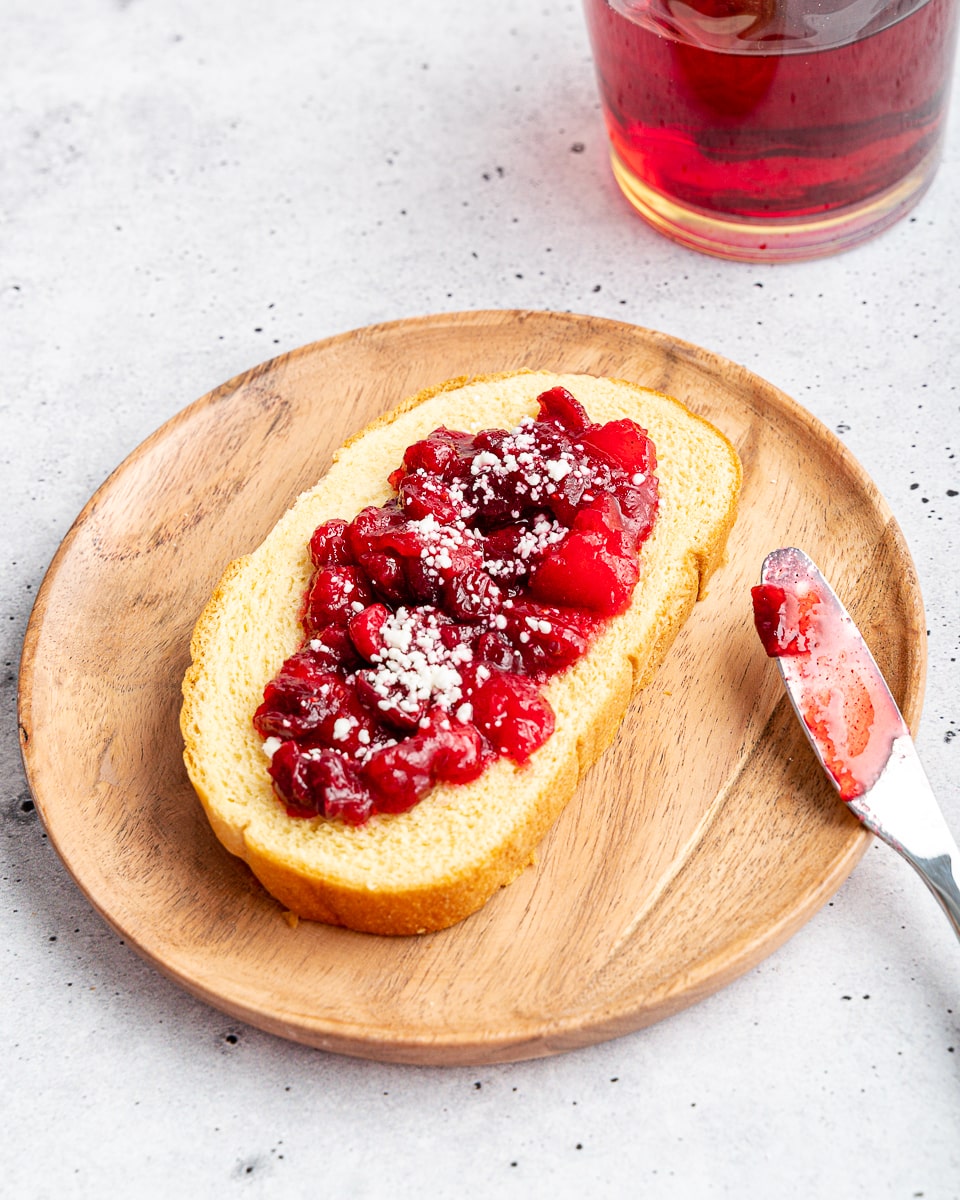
[470, 451, 500, 474]
[262, 736, 283, 760]
[332, 717, 355, 742]
[545, 458, 572, 482]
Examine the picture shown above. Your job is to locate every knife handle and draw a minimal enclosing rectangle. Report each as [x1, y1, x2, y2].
[846, 736, 960, 944]
[897, 844, 960, 943]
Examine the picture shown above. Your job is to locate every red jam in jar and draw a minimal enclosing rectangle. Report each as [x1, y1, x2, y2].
[254, 386, 659, 823]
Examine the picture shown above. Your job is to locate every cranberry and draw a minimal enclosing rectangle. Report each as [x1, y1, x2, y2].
[358, 550, 409, 605]
[425, 714, 492, 784]
[536, 386, 590, 433]
[544, 458, 613, 528]
[309, 519, 352, 568]
[254, 671, 345, 740]
[398, 474, 463, 523]
[348, 603, 390, 662]
[476, 527, 524, 584]
[616, 476, 660, 542]
[439, 621, 477, 652]
[404, 535, 484, 606]
[272, 644, 340, 688]
[480, 520, 557, 583]
[300, 626, 362, 672]
[530, 498, 639, 615]
[441, 568, 502, 623]
[346, 503, 421, 561]
[402, 558, 443, 606]
[476, 629, 520, 671]
[394, 427, 476, 482]
[355, 669, 428, 731]
[311, 750, 374, 825]
[499, 602, 598, 678]
[267, 740, 319, 815]
[363, 735, 436, 813]
[269, 742, 373, 824]
[303, 566, 374, 631]
[467, 667, 555, 763]
[254, 670, 378, 752]
[580, 420, 656, 476]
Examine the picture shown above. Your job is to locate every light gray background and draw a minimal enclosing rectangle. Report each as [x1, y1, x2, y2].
[3, 1, 958, 1195]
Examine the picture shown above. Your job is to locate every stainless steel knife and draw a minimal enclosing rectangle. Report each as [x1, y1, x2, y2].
[755, 546, 960, 942]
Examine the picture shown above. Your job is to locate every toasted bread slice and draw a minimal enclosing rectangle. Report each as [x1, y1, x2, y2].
[181, 371, 741, 933]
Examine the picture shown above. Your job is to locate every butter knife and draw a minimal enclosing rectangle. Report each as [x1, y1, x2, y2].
[753, 546, 960, 942]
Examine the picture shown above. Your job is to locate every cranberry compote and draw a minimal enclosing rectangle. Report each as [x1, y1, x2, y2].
[254, 387, 659, 823]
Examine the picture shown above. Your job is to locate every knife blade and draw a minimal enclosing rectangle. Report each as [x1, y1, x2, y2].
[752, 546, 960, 941]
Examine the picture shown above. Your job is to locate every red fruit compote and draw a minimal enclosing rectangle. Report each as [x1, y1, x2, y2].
[582, 0, 960, 259]
[253, 387, 659, 825]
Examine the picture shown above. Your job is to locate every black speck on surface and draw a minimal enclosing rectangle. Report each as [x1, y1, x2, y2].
[571, 142, 585, 153]
[232, 1156, 263, 1180]
[5, 792, 37, 824]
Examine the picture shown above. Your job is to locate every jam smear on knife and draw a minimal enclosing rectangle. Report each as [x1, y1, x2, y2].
[751, 553, 902, 800]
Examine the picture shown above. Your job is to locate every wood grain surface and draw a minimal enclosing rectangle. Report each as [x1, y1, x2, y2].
[18, 311, 926, 1065]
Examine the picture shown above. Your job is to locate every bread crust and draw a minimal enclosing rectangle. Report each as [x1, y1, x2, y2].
[181, 371, 742, 934]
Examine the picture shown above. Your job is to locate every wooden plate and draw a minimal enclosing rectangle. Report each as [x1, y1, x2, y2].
[19, 311, 925, 1065]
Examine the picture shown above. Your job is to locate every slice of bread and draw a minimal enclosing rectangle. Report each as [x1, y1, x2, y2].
[181, 371, 742, 934]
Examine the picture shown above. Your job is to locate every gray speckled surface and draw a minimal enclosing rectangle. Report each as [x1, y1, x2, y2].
[3, 0, 959, 1195]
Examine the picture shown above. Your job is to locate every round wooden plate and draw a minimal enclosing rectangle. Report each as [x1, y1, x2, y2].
[19, 311, 925, 1065]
